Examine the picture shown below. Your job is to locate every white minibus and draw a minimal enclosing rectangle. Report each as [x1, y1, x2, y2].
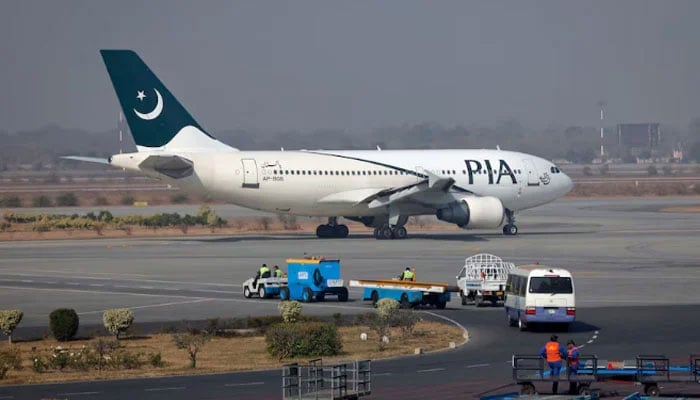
[504, 266, 575, 331]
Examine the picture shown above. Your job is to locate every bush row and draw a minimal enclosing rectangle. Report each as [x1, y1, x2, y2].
[0, 192, 194, 208]
[1, 206, 227, 231]
[1, 307, 135, 344]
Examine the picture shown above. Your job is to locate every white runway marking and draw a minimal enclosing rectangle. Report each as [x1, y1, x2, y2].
[79, 299, 214, 315]
[373, 372, 392, 377]
[466, 363, 490, 368]
[417, 368, 446, 373]
[224, 381, 264, 387]
[144, 386, 185, 392]
[56, 392, 100, 396]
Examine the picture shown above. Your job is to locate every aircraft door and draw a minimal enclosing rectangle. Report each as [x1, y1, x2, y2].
[241, 159, 260, 189]
[522, 159, 540, 187]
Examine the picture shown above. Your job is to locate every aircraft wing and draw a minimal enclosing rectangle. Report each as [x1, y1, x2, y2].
[367, 170, 458, 209]
[317, 170, 468, 208]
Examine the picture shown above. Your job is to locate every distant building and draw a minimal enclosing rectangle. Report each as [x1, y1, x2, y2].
[617, 123, 660, 148]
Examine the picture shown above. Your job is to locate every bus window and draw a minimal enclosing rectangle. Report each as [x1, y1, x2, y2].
[528, 277, 573, 294]
[518, 276, 527, 296]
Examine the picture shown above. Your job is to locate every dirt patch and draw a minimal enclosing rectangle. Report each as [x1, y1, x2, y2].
[659, 205, 700, 213]
[0, 321, 465, 385]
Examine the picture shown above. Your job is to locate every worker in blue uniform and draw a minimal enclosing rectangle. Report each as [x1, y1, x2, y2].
[539, 335, 567, 394]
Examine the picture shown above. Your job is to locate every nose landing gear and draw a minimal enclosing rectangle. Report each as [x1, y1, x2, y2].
[502, 209, 518, 236]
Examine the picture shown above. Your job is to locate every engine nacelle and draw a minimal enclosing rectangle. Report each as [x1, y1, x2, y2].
[436, 196, 505, 229]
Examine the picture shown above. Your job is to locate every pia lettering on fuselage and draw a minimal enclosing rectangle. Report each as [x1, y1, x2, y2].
[464, 159, 517, 185]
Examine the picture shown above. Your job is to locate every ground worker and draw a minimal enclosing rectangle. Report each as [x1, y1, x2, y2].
[538, 335, 567, 394]
[273, 265, 284, 278]
[400, 267, 415, 281]
[567, 339, 580, 394]
[254, 263, 271, 287]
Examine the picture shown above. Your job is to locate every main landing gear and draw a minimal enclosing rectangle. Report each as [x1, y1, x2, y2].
[316, 217, 349, 238]
[502, 209, 518, 236]
[373, 225, 408, 240]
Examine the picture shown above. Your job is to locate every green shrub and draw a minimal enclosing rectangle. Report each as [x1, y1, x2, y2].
[0, 222, 10, 232]
[97, 210, 113, 222]
[0, 348, 22, 380]
[110, 349, 145, 369]
[94, 196, 109, 206]
[148, 352, 164, 367]
[170, 193, 189, 204]
[278, 301, 302, 323]
[55, 192, 79, 206]
[0, 309, 23, 344]
[647, 165, 658, 176]
[0, 196, 22, 207]
[103, 308, 134, 340]
[376, 298, 400, 319]
[32, 195, 52, 207]
[265, 322, 342, 360]
[49, 308, 79, 341]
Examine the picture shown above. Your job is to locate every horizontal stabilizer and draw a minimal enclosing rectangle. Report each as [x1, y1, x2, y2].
[61, 156, 110, 165]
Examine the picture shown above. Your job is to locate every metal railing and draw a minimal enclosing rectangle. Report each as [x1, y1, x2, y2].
[282, 359, 372, 400]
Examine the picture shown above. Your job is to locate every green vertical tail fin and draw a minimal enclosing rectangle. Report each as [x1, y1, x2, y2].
[100, 50, 228, 151]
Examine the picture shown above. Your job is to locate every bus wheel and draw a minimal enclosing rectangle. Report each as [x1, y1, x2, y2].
[508, 314, 517, 327]
[518, 317, 527, 331]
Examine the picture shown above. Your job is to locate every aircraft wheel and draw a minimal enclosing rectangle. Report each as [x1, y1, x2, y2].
[378, 226, 393, 240]
[243, 287, 252, 298]
[335, 224, 349, 238]
[503, 224, 518, 235]
[393, 226, 408, 239]
[316, 224, 331, 238]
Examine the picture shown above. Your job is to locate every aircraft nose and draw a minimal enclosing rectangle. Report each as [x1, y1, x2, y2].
[562, 172, 574, 193]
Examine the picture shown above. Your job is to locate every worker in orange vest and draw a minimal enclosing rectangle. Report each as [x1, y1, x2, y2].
[538, 335, 567, 394]
[567, 339, 581, 394]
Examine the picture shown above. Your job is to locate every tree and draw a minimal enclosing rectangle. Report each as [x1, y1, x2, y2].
[172, 332, 210, 368]
[0, 310, 23, 344]
[102, 309, 134, 340]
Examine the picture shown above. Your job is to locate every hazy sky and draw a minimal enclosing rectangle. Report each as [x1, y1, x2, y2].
[1, 1, 699, 134]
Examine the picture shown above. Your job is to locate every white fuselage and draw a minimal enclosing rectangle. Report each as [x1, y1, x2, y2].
[114, 148, 573, 218]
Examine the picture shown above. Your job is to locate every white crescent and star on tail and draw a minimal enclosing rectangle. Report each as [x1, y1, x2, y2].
[133, 88, 163, 120]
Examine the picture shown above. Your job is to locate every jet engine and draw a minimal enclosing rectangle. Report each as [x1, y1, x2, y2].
[436, 196, 504, 229]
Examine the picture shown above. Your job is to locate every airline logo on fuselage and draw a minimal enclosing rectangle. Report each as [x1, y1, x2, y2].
[464, 159, 517, 185]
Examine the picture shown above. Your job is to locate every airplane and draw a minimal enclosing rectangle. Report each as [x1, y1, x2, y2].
[68, 50, 573, 240]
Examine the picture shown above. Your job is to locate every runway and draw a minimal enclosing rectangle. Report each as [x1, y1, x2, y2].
[1, 197, 699, 398]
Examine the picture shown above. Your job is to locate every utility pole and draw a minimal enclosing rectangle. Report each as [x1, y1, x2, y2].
[597, 101, 606, 158]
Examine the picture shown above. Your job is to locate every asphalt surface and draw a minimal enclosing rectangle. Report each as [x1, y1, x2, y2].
[1, 197, 700, 399]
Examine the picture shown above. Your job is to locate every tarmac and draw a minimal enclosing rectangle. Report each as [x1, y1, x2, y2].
[1, 197, 699, 399]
